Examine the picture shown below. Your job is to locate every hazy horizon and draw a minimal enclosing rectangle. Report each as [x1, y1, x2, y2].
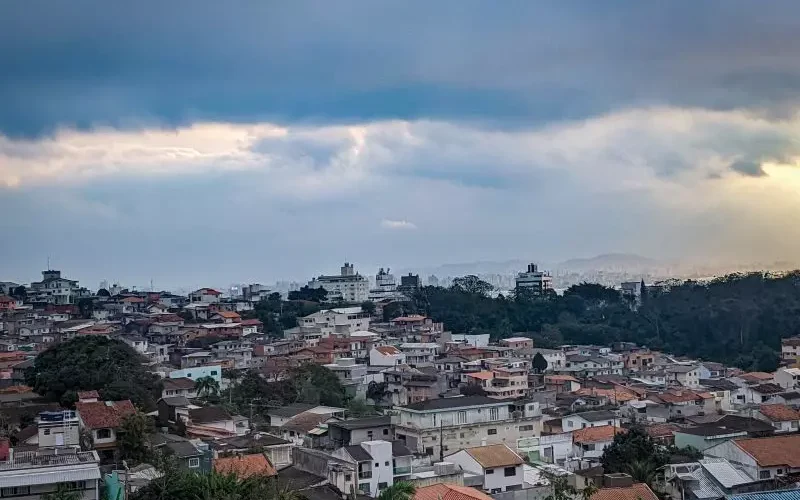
[4, 2, 800, 287]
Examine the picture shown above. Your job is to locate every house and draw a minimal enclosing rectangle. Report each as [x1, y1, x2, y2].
[755, 404, 800, 434]
[328, 416, 393, 447]
[544, 375, 581, 394]
[736, 383, 784, 405]
[148, 433, 210, 472]
[517, 348, 565, 371]
[623, 351, 655, 373]
[664, 458, 768, 500]
[665, 365, 700, 387]
[393, 395, 542, 458]
[210, 432, 293, 469]
[214, 453, 277, 479]
[399, 343, 439, 367]
[370, 346, 406, 367]
[189, 288, 222, 304]
[75, 399, 136, 461]
[773, 368, 800, 391]
[0, 449, 102, 500]
[278, 410, 341, 447]
[500, 337, 534, 350]
[331, 439, 414, 497]
[705, 434, 800, 481]
[464, 367, 529, 399]
[169, 365, 222, 385]
[0, 295, 22, 311]
[696, 362, 726, 379]
[781, 337, 800, 363]
[212, 311, 242, 324]
[571, 425, 625, 460]
[445, 444, 524, 494]
[266, 403, 346, 428]
[413, 484, 494, 500]
[672, 426, 750, 452]
[188, 406, 248, 437]
[562, 410, 620, 431]
[157, 396, 191, 425]
[162, 377, 198, 400]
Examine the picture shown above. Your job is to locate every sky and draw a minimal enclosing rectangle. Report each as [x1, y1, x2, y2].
[4, 1, 800, 289]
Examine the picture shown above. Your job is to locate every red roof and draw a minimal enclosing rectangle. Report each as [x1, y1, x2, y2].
[735, 434, 800, 467]
[572, 425, 625, 444]
[376, 346, 401, 355]
[121, 297, 145, 303]
[214, 453, 276, 478]
[77, 390, 99, 399]
[215, 311, 241, 319]
[591, 484, 658, 500]
[759, 404, 800, 422]
[76, 400, 135, 429]
[415, 484, 493, 500]
[240, 319, 262, 326]
[0, 296, 17, 304]
[197, 288, 222, 296]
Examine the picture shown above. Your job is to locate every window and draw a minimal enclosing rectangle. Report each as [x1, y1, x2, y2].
[489, 408, 500, 421]
[567, 421, 574, 428]
[211, 370, 218, 375]
[359, 483, 370, 493]
[458, 411, 467, 424]
[345, 474, 352, 481]
[491, 489, 502, 494]
[385, 461, 390, 466]
[777, 469, 784, 475]
[504, 466, 517, 477]
[96, 428, 112, 439]
[519, 425, 534, 431]
[486, 469, 494, 474]
[375, 463, 380, 467]
[2, 487, 31, 496]
[760, 470, 771, 479]
[488, 428, 497, 435]
[460, 432, 465, 438]
[188, 458, 200, 468]
[379, 483, 388, 490]
[367, 431, 374, 439]
[43, 429, 51, 435]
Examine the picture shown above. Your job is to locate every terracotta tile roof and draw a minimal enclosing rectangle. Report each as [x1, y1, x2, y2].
[783, 337, 800, 347]
[645, 423, 681, 439]
[214, 453, 277, 478]
[0, 296, 16, 303]
[466, 371, 494, 381]
[216, 311, 241, 319]
[739, 372, 774, 382]
[76, 400, 135, 429]
[656, 390, 705, 404]
[283, 411, 335, 432]
[163, 377, 196, 390]
[197, 288, 222, 295]
[121, 297, 145, 303]
[572, 425, 626, 444]
[752, 383, 783, 395]
[376, 346, 401, 355]
[240, 319, 262, 326]
[414, 484, 493, 500]
[77, 390, 99, 399]
[735, 434, 800, 467]
[759, 404, 800, 422]
[391, 315, 427, 322]
[575, 388, 637, 403]
[591, 484, 658, 500]
[545, 375, 579, 382]
[462, 444, 523, 468]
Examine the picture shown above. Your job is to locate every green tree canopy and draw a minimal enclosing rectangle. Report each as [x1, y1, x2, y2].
[532, 352, 548, 373]
[361, 301, 377, 316]
[25, 337, 162, 410]
[132, 469, 304, 500]
[288, 286, 328, 303]
[118, 411, 153, 466]
[377, 482, 415, 500]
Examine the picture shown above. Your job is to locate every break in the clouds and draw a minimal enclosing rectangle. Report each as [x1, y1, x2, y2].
[3, 1, 800, 286]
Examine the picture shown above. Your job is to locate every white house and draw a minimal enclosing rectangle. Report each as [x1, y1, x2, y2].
[398, 343, 439, 367]
[393, 395, 542, 458]
[308, 263, 370, 303]
[0, 450, 102, 500]
[76, 400, 136, 461]
[562, 410, 620, 431]
[705, 434, 800, 481]
[754, 404, 800, 434]
[571, 425, 623, 460]
[774, 368, 800, 391]
[331, 440, 414, 497]
[446, 444, 525, 494]
[189, 288, 222, 304]
[665, 365, 700, 387]
[370, 346, 406, 367]
[518, 348, 566, 371]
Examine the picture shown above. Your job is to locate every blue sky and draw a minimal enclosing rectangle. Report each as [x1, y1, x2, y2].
[3, 1, 800, 288]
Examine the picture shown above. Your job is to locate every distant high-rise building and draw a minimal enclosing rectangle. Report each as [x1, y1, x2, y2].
[427, 275, 440, 287]
[369, 267, 401, 301]
[399, 273, 420, 292]
[515, 263, 553, 296]
[308, 262, 369, 303]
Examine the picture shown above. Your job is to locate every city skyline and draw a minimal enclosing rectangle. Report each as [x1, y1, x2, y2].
[4, 2, 800, 285]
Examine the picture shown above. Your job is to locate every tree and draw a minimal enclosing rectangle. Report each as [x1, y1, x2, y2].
[346, 398, 376, 417]
[97, 288, 111, 298]
[288, 286, 328, 303]
[132, 469, 303, 500]
[77, 298, 94, 319]
[532, 352, 548, 373]
[223, 368, 243, 403]
[10, 286, 26, 300]
[26, 336, 163, 410]
[543, 472, 596, 500]
[377, 482, 416, 500]
[118, 411, 153, 465]
[361, 301, 377, 316]
[451, 275, 493, 296]
[194, 376, 220, 398]
[289, 364, 346, 407]
[366, 381, 392, 406]
[601, 427, 666, 477]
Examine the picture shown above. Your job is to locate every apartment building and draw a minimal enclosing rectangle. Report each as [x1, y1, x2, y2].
[781, 337, 800, 362]
[393, 396, 542, 458]
[0, 449, 102, 500]
[287, 307, 371, 344]
[464, 367, 529, 399]
[398, 343, 439, 367]
[308, 263, 370, 303]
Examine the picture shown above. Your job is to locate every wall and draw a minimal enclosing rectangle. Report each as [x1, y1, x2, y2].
[483, 464, 524, 493]
[397, 418, 541, 458]
[492, 486, 552, 500]
[169, 365, 222, 384]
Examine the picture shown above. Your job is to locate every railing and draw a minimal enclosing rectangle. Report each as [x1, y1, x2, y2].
[358, 471, 372, 479]
[394, 466, 412, 475]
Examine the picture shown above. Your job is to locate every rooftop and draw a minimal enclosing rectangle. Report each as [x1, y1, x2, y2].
[572, 425, 625, 444]
[214, 453, 276, 479]
[758, 404, 800, 422]
[461, 444, 523, 468]
[329, 416, 391, 430]
[76, 400, 135, 429]
[591, 483, 659, 500]
[734, 435, 800, 467]
[414, 484, 493, 500]
[572, 410, 618, 422]
[729, 491, 800, 500]
[401, 395, 508, 411]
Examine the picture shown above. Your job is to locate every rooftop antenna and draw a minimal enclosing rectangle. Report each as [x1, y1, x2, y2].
[47, 256, 51, 271]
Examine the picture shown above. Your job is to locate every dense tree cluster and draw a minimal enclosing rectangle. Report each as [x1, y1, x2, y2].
[25, 336, 163, 410]
[411, 272, 800, 371]
[601, 427, 702, 485]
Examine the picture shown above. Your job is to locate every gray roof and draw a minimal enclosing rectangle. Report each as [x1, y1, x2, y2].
[699, 379, 738, 391]
[267, 403, 316, 418]
[402, 395, 506, 411]
[729, 491, 800, 500]
[165, 441, 202, 458]
[189, 406, 231, 423]
[277, 465, 327, 490]
[391, 440, 412, 457]
[330, 416, 391, 430]
[674, 426, 748, 437]
[159, 396, 190, 407]
[344, 445, 372, 462]
[572, 410, 617, 422]
[699, 458, 755, 488]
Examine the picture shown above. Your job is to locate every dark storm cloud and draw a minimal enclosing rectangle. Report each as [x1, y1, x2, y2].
[5, 1, 800, 136]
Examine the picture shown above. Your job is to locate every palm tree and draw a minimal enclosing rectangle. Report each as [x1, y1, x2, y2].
[626, 459, 658, 485]
[194, 376, 220, 398]
[377, 482, 416, 500]
[223, 368, 242, 403]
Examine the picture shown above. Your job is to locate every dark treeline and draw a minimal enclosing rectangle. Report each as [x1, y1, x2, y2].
[409, 272, 800, 372]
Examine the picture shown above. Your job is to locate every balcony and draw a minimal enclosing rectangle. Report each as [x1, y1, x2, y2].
[358, 471, 372, 479]
[394, 466, 412, 475]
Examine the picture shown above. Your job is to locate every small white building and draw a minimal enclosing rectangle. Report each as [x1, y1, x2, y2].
[571, 425, 622, 460]
[754, 404, 800, 433]
[398, 343, 439, 367]
[0, 449, 102, 500]
[562, 410, 620, 431]
[774, 368, 800, 391]
[331, 440, 414, 497]
[189, 288, 222, 304]
[446, 444, 525, 494]
[370, 346, 406, 367]
[309, 263, 370, 303]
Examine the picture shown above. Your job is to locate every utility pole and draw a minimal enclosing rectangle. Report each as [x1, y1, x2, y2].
[438, 420, 444, 463]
